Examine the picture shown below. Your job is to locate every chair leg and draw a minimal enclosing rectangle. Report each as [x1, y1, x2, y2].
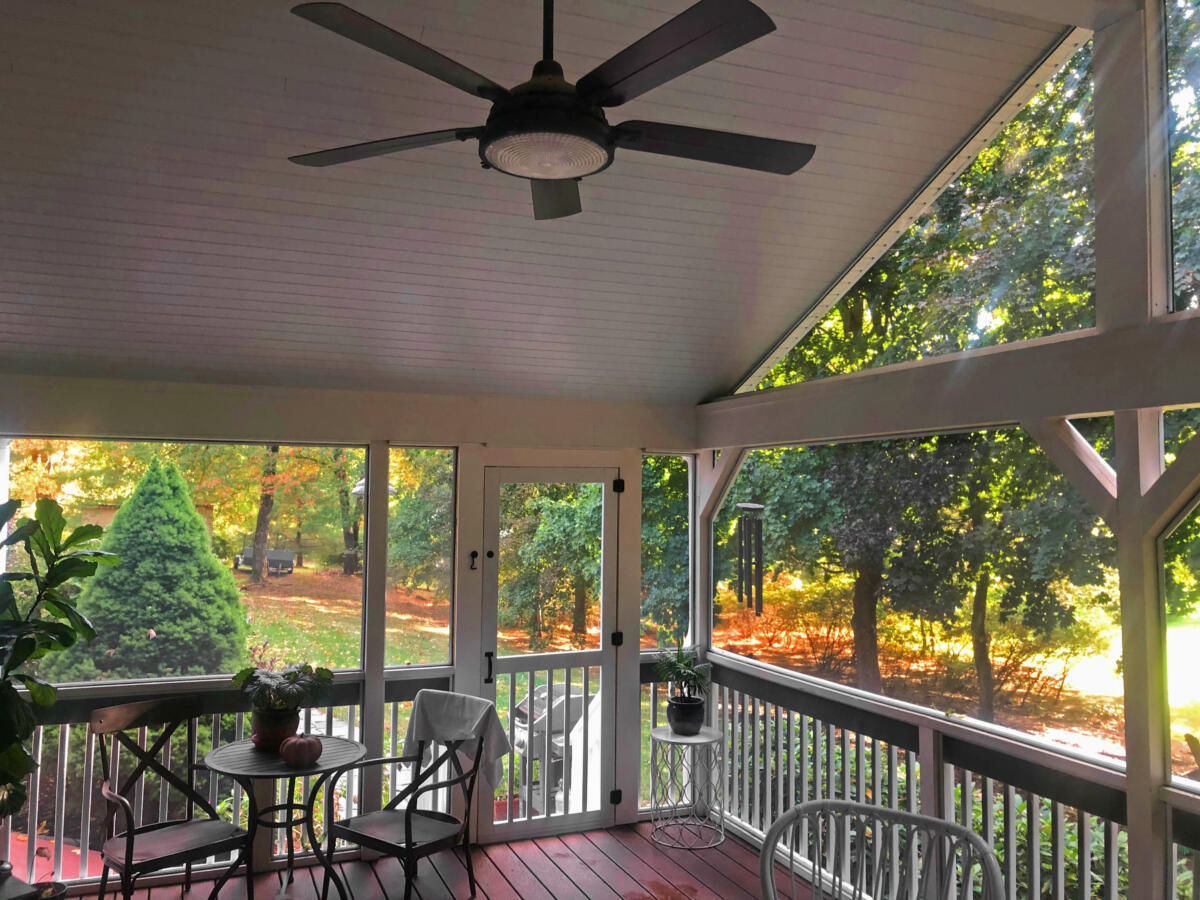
[402, 859, 415, 900]
[184, 862, 193, 893]
[97, 865, 110, 900]
[120, 871, 134, 900]
[462, 844, 477, 898]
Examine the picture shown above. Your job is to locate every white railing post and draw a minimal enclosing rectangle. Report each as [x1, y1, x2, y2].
[359, 440, 390, 815]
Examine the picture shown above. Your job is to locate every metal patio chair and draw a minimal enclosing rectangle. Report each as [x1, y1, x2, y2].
[761, 799, 1004, 899]
[92, 699, 251, 900]
[314, 713, 488, 900]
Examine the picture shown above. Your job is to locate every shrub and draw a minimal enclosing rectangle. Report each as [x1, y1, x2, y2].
[42, 459, 246, 681]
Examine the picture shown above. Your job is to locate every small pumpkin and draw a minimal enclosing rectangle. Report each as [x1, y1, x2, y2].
[278, 733, 322, 768]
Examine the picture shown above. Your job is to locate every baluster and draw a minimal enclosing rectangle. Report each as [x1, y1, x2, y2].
[1103, 821, 1119, 900]
[774, 704, 783, 827]
[1028, 792, 1042, 899]
[522, 670, 533, 822]
[813, 718, 824, 803]
[133, 726, 147, 828]
[158, 728, 171, 825]
[871, 737, 881, 809]
[542, 669, 553, 817]
[1003, 784, 1017, 900]
[1051, 799, 1065, 900]
[854, 731, 864, 805]
[839, 728, 850, 882]
[79, 729, 95, 879]
[26, 726, 42, 880]
[786, 710, 796, 816]
[1078, 810, 1092, 900]
[981, 777, 995, 855]
[563, 667, 573, 817]
[508, 671, 518, 820]
[52, 725, 69, 881]
[232, 713, 244, 831]
[750, 696, 760, 830]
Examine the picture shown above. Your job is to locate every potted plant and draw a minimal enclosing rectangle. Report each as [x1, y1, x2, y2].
[232, 663, 333, 752]
[0, 499, 117, 886]
[655, 642, 712, 736]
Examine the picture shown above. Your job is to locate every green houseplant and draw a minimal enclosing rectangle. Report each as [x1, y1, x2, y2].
[655, 642, 711, 736]
[1, 499, 117, 818]
[232, 663, 333, 752]
[1, 498, 116, 897]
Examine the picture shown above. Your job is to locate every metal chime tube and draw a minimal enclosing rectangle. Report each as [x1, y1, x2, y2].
[754, 516, 763, 615]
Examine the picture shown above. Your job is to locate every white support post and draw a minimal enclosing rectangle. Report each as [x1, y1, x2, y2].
[614, 450, 644, 825]
[1115, 408, 1170, 897]
[359, 440, 390, 814]
[693, 449, 746, 655]
[1023, 417, 1118, 526]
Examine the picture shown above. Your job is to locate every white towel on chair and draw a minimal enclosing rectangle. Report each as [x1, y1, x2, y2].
[402, 689, 511, 788]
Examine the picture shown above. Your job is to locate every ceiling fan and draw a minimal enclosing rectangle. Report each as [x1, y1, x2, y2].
[289, 0, 815, 219]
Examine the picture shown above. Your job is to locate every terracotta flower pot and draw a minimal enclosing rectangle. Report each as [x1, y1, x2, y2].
[666, 696, 705, 736]
[250, 709, 300, 752]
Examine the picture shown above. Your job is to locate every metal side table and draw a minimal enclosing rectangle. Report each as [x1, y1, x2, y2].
[649, 725, 724, 849]
[205, 735, 365, 899]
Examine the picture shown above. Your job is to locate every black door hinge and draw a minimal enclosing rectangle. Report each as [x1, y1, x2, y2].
[611, 631, 624, 647]
[613, 477, 625, 493]
[610, 789, 622, 805]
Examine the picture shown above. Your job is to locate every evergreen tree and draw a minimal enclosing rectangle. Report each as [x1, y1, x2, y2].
[43, 459, 246, 682]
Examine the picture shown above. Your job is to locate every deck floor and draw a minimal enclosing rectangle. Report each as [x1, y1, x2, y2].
[93, 823, 807, 900]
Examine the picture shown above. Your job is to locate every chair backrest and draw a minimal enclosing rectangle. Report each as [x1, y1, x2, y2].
[761, 800, 1005, 900]
[91, 698, 219, 833]
[389, 718, 488, 829]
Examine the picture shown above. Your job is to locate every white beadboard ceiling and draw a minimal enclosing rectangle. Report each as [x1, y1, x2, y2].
[0, 0, 1066, 403]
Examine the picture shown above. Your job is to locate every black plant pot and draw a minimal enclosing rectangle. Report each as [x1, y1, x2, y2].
[666, 696, 705, 736]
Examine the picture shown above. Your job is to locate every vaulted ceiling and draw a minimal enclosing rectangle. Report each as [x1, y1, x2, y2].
[0, 1, 1067, 403]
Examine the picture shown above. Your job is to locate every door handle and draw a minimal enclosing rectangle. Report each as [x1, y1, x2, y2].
[484, 651, 494, 685]
[469, 550, 479, 570]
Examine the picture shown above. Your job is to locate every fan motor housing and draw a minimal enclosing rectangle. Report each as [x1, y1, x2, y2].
[479, 75, 615, 181]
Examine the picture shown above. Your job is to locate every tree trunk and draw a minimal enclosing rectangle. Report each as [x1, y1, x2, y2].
[251, 446, 279, 583]
[572, 575, 588, 637]
[971, 566, 995, 721]
[332, 449, 358, 574]
[295, 527, 304, 568]
[851, 565, 883, 693]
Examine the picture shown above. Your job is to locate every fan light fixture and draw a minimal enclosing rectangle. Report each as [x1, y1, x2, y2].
[482, 131, 609, 179]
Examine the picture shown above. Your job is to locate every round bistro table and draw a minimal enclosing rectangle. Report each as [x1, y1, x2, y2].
[649, 725, 725, 849]
[205, 735, 366, 900]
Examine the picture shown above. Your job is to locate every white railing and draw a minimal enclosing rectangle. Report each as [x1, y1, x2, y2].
[2, 673, 450, 887]
[704, 657, 1184, 899]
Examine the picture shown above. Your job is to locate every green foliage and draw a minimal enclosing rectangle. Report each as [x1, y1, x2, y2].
[759, 44, 1094, 389]
[232, 663, 333, 712]
[0, 498, 115, 817]
[387, 449, 454, 596]
[641, 456, 690, 645]
[497, 481, 602, 651]
[41, 459, 246, 682]
[654, 643, 710, 698]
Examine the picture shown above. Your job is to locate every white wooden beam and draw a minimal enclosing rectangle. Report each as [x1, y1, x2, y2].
[0, 374, 697, 452]
[693, 448, 746, 653]
[1138, 430, 1200, 538]
[1114, 408, 1170, 898]
[1094, 6, 1172, 331]
[966, 0, 1134, 28]
[1023, 417, 1117, 525]
[698, 315, 1200, 450]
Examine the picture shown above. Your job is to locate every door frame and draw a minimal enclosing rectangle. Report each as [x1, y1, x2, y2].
[454, 447, 643, 837]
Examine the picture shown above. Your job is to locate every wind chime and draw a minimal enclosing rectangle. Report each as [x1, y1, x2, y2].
[735, 502, 765, 616]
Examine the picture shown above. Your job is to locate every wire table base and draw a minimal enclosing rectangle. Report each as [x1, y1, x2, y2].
[649, 725, 724, 849]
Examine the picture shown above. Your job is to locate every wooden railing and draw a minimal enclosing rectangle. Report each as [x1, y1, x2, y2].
[703, 655, 1200, 899]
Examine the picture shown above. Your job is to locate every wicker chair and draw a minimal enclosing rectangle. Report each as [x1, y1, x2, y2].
[760, 800, 1004, 899]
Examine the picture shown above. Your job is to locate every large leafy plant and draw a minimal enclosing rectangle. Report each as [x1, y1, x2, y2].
[232, 663, 333, 713]
[654, 642, 711, 699]
[0, 499, 117, 817]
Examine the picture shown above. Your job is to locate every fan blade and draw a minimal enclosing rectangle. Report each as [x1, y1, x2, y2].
[290, 127, 483, 167]
[531, 179, 582, 220]
[614, 121, 814, 174]
[576, 0, 774, 107]
[292, 3, 508, 101]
